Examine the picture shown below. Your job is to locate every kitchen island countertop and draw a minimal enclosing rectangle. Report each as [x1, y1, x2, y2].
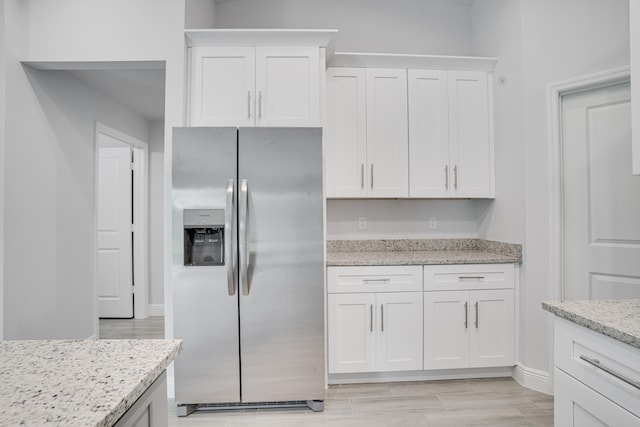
[543, 299, 640, 350]
[0, 338, 182, 426]
[327, 238, 522, 266]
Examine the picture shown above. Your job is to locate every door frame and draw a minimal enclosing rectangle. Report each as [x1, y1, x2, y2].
[546, 65, 630, 381]
[94, 122, 149, 329]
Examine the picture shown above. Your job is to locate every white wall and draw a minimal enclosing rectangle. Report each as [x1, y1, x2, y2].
[469, 0, 630, 385]
[4, 67, 150, 339]
[214, 0, 473, 55]
[518, 0, 629, 375]
[327, 200, 479, 240]
[3, 0, 185, 339]
[0, 0, 6, 340]
[148, 120, 165, 315]
[185, 0, 216, 29]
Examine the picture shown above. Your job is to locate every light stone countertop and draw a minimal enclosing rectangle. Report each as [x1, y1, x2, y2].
[0, 339, 182, 427]
[327, 238, 522, 266]
[542, 299, 640, 350]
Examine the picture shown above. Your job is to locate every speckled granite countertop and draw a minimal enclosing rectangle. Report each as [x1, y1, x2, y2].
[327, 239, 522, 266]
[0, 339, 182, 427]
[543, 299, 640, 350]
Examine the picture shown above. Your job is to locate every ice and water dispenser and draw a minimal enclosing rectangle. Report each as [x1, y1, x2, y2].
[183, 209, 225, 266]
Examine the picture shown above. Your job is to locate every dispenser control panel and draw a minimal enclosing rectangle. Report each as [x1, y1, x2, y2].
[183, 209, 225, 266]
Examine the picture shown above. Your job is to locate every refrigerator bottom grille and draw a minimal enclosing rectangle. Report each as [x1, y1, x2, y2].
[178, 400, 324, 416]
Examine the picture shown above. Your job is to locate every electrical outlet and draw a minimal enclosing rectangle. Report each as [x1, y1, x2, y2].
[428, 217, 437, 229]
[358, 217, 367, 230]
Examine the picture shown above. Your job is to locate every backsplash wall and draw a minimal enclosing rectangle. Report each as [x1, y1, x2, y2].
[326, 199, 487, 240]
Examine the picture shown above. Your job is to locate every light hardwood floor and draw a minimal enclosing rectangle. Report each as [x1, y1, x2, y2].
[99, 317, 554, 426]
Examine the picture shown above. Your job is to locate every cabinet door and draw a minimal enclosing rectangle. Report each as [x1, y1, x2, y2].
[408, 70, 450, 197]
[448, 71, 494, 198]
[469, 289, 514, 368]
[365, 69, 409, 197]
[423, 291, 469, 369]
[328, 293, 376, 373]
[255, 47, 320, 127]
[376, 292, 423, 372]
[190, 46, 255, 127]
[555, 368, 640, 427]
[325, 68, 367, 197]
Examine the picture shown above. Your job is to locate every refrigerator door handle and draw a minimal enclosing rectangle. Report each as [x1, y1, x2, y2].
[239, 179, 250, 296]
[225, 179, 237, 296]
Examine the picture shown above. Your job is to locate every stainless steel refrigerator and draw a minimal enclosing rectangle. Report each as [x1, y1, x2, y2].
[171, 127, 324, 416]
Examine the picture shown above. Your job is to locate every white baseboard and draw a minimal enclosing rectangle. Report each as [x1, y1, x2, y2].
[148, 304, 165, 317]
[513, 363, 553, 395]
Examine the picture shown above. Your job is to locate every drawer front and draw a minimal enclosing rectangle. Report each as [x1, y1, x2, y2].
[423, 263, 515, 291]
[555, 317, 640, 418]
[327, 266, 423, 293]
[554, 368, 640, 427]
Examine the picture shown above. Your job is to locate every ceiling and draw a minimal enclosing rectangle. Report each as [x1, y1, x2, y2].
[67, 69, 166, 121]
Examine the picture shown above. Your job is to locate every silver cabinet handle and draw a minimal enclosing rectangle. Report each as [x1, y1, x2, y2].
[380, 304, 384, 332]
[363, 278, 390, 283]
[361, 164, 364, 189]
[474, 301, 479, 328]
[464, 301, 468, 328]
[239, 179, 250, 296]
[579, 355, 640, 390]
[458, 276, 485, 281]
[370, 164, 374, 189]
[247, 91, 251, 118]
[258, 91, 263, 119]
[454, 165, 458, 189]
[370, 304, 373, 332]
[224, 179, 237, 296]
[445, 165, 449, 190]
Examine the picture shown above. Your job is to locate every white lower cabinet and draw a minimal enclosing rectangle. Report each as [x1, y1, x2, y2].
[327, 263, 516, 377]
[328, 292, 423, 374]
[423, 289, 514, 369]
[327, 266, 423, 374]
[114, 371, 168, 427]
[423, 264, 515, 370]
[555, 368, 639, 426]
[553, 317, 640, 426]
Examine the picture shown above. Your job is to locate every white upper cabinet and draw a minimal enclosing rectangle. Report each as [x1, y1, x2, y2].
[448, 71, 494, 198]
[325, 68, 408, 198]
[190, 47, 255, 127]
[326, 53, 496, 199]
[325, 68, 367, 197]
[408, 70, 450, 197]
[365, 69, 409, 198]
[409, 70, 494, 198]
[255, 47, 320, 127]
[189, 45, 321, 127]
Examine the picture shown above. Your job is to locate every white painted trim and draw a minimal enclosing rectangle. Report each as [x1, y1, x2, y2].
[546, 66, 631, 392]
[329, 366, 513, 385]
[329, 52, 497, 71]
[513, 363, 553, 396]
[94, 122, 150, 325]
[148, 304, 165, 317]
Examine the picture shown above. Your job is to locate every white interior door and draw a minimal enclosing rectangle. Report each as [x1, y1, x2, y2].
[562, 82, 640, 300]
[97, 144, 133, 318]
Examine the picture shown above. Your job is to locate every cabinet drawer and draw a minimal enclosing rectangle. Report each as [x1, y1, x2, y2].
[423, 264, 514, 291]
[554, 368, 640, 426]
[555, 317, 640, 418]
[327, 266, 423, 293]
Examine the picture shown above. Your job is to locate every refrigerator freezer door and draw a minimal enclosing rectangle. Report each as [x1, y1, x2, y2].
[238, 128, 325, 402]
[172, 127, 240, 404]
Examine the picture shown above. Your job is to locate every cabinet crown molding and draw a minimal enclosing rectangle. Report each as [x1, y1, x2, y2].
[329, 52, 497, 72]
[185, 29, 338, 49]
